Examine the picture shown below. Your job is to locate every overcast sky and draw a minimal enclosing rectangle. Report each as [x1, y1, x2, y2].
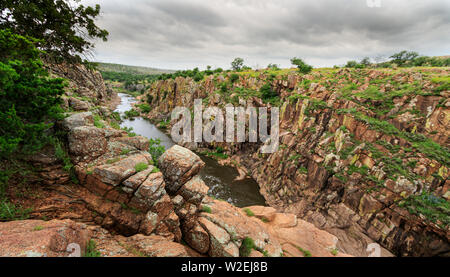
[82, 0, 450, 70]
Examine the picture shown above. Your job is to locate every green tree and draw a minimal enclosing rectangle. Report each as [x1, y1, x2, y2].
[231, 58, 244, 71]
[291, 57, 313, 74]
[389, 51, 419, 66]
[267, 63, 280, 70]
[0, 29, 65, 158]
[360, 57, 371, 67]
[0, 0, 109, 64]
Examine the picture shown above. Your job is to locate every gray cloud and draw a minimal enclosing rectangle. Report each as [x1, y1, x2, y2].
[83, 0, 450, 70]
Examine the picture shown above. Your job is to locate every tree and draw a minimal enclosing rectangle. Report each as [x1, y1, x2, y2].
[389, 51, 419, 66]
[360, 57, 371, 67]
[0, 29, 65, 158]
[0, 0, 109, 64]
[291, 57, 313, 74]
[267, 63, 280, 70]
[231, 58, 244, 71]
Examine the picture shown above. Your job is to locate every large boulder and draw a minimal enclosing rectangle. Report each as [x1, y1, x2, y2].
[245, 205, 352, 257]
[93, 153, 152, 186]
[0, 220, 90, 257]
[68, 126, 107, 161]
[158, 146, 205, 194]
[69, 97, 90, 111]
[117, 234, 190, 257]
[61, 112, 94, 130]
[178, 176, 209, 206]
[197, 198, 283, 257]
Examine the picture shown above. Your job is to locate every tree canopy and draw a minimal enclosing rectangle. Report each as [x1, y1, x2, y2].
[0, 0, 109, 64]
[0, 28, 65, 157]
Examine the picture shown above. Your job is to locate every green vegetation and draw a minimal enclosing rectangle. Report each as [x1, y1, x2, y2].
[136, 103, 151, 113]
[124, 109, 140, 119]
[344, 51, 450, 69]
[106, 157, 120, 164]
[239, 237, 257, 257]
[98, 63, 173, 75]
[53, 138, 73, 172]
[239, 237, 268, 257]
[201, 147, 229, 160]
[93, 114, 105, 129]
[33, 225, 44, 231]
[134, 163, 149, 173]
[331, 248, 339, 256]
[0, 0, 108, 65]
[201, 205, 212, 214]
[231, 58, 245, 71]
[399, 193, 449, 228]
[296, 246, 312, 257]
[148, 139, 165, 166]
[158, 120, 170, 130]
[84, 240, 101, 257]
[243, 208, 255, 217]
[0, 29, 65, 158]
[0, 200, 32, 221]
[291, 57, 313, 74]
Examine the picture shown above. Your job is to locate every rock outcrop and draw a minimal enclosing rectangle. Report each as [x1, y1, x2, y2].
[141, 67, 450, 257]
[157, 145, 350, 257]
[0, 220, 90, 257]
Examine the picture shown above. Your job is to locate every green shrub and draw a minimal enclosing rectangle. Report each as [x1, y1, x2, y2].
[148, 139, 165, 165]
[124, 109, 140, 119]
[84, 240, 101, 257]
[239, 237, 257, 257]
[201, 205, 212, 213]
[230, 73, 240, 83]
[136, 103, 151, 113]
[291, 57, 313, 74]
[0, 29, 65, 158]
[0, 200, 32, 221]
[134, 163, 149, 173]
[296, 246, 312, 257]
[243, 208, 255, 217]
[93, 114, 105, 128]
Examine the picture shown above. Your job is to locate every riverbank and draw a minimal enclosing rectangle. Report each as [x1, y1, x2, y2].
[115, 93, 266, 207]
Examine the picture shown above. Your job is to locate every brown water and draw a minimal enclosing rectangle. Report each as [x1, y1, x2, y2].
[115, 93, 266, 207]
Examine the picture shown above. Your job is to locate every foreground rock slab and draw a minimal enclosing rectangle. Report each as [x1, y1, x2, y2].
[0, 220, 90, 257]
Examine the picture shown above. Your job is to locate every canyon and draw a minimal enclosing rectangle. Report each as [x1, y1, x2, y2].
[0, 64, 448, 257]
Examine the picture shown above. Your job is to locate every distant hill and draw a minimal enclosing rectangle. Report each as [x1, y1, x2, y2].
[97, 62, 175, 75]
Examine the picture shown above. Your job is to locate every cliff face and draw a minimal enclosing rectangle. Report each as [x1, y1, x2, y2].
[141, 68, 450, 256]
[1, 64, 344, 257]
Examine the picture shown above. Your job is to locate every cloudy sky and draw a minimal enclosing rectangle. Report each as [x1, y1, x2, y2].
[82, 0, 450, 70]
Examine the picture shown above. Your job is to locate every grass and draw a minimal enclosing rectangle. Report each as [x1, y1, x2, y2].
[121, 149, 131, 155]
[33, 225, 43, 231]
[107, 157, 121, 164]
[134, 163, 149, 173]
[53, 138, 73, 172]
[93, 114, 105, 129]
[151, 167, 160, 174]
[399, 193, 449, 228]
[84, 240, 101, 257]
[201, 205, 212, 213]
[331, 248, 339, 256]
[239, 237, 257, 257]
[243, 208, 255, 217]
[135, 103, 151, 113]
[0, 200, 32, 221]
[124, 109, 140, 119]
[296, 246, 312, 257]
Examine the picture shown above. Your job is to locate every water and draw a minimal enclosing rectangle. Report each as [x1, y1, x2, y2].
[115, 93, 266, 207]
